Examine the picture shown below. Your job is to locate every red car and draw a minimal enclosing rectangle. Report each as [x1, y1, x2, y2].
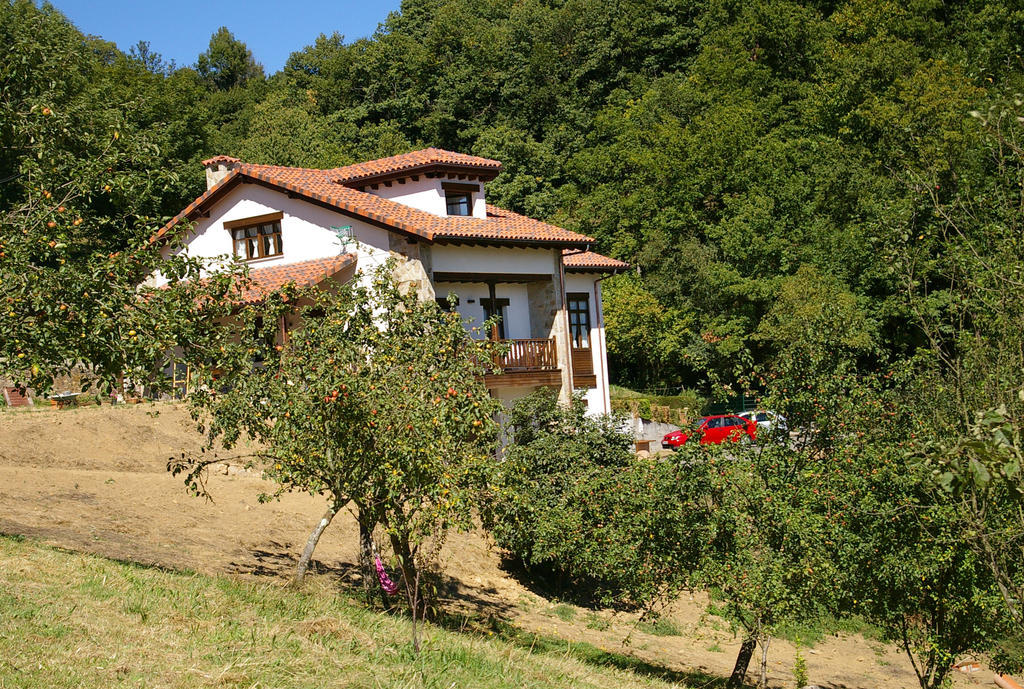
[661, 414, 757, 449]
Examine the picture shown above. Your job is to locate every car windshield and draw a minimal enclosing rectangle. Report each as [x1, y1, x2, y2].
[755, 412, 769, 422]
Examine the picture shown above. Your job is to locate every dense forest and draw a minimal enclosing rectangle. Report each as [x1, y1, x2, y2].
[7, 0, 1023, 397]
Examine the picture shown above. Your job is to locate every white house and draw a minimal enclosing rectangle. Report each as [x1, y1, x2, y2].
[154, 148, 627, 415]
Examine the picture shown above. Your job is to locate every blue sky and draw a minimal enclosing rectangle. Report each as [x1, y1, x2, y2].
[49, 0, 403, 74]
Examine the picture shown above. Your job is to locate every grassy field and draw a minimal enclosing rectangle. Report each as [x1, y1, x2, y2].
[0, 536, 697, 689]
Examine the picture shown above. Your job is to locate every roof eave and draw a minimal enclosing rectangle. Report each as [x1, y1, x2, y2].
[340, 162, 502, 187]
[564, 265, 630, 274]
[435, 236, 592, 250]
[151, 171, 244, 245]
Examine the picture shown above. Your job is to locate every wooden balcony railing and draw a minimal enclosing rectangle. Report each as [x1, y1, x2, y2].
[492, 338, 558, 372]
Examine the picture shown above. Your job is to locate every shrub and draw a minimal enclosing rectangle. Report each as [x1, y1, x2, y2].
[483, 390, 705, 607]
[609, 389, 704, 422]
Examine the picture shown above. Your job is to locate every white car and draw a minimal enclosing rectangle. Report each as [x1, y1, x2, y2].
[738, 410, 788, 436]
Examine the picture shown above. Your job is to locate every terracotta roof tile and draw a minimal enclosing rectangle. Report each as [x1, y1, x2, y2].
[152, 169, 243, 243]
[201, 155, 241, 166]
[330, 147, 501, 184]
[238, 254, 357, 304]
[155, 154, 592, 247]
[563, 250, 630, 273]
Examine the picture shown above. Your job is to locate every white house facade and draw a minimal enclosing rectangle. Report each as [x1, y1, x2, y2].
[155, 148, 627, 415]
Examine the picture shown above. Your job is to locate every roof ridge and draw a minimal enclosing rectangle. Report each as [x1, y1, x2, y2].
[238, 162, 332, 174]
[328, 147, 502, 184]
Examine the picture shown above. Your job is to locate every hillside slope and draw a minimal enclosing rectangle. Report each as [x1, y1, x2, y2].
[0, 402, 962, 688]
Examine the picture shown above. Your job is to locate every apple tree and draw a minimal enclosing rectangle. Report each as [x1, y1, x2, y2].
[1, 0, 242, 397]
[175, 264, 503, 651]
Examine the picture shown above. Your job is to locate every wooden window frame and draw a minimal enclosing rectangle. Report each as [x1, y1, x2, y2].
[170, 362, 189, 399]
[567, 292, 591, 349]
[225, 212, 284, 261]
[444, 187, 474, 216]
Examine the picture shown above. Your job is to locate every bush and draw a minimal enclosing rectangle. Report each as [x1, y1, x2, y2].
[608, 388, 704, 423]
[483, 390, 705, 607]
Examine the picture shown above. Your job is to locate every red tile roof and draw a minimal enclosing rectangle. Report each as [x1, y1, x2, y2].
[201, 155, 241, 167]
[153, 169, 244, 244]
[330, 147, 501, 184]
[156, 150, 593, 248]
[238, 254, 357, 304]
[563, 250, 630, 273]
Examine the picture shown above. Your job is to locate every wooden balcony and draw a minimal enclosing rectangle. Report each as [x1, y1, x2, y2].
[483, 337, 561, 388]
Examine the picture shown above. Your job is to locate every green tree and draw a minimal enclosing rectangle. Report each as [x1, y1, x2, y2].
[601, 274, 692, 391]
[196, 27, 264, 91]
[486, 389, 844, 689]
[0, 0, 240, 396]
[893, 95, 1024, 673]
[175, 266, 503, 651]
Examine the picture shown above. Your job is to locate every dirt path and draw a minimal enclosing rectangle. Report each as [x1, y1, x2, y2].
[0, 403, 981, 689]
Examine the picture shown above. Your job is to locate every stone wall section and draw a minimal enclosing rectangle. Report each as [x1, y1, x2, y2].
[388, 234, 436, 301]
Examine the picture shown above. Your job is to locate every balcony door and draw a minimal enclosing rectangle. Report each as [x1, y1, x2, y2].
[480, 297, 509, 340]
[567, 293, 596, 387]
[567, 293, 591, 348]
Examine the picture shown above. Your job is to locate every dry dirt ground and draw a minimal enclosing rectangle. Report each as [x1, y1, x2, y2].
[0, 402, 988, 689]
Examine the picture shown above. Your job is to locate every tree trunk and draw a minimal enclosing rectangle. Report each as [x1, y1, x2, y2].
[758, 636, 771, 689]
[292, 501, 339, 586]
[357, 511, 388, 608]
[727, 636, 757, 689]
[390, 532, 421, 654]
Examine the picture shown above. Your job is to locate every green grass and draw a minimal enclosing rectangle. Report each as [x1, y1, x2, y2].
[551, 603, 577, 622]
[703, 600, 882, 648]
[772, 615, 884, 647]
[637, 617, 684, 637]
[609, 385, 645, 399]
[0, 536, 697, 689]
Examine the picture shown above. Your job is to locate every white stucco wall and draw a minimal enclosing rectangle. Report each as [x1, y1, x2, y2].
[371, 177, 486, 219]
[435, 282, 531, 340]
[431, 245, 559, 275]
[565, 272, 612, 417]
[155, 184, 394, 286]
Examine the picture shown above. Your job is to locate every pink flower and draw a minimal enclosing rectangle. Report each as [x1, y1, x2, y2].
[375, 555, 399, 595]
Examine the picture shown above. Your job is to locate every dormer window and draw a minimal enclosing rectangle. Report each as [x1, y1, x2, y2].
[443, 182, 478, 216]
[446, 192, 471, 216]
[226, 212, 283, 261]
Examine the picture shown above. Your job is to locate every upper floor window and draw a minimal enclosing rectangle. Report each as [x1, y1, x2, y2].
[567, 293, 591, 348]
[442, 182, 479, 216]
[225, 212, 283, 261]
